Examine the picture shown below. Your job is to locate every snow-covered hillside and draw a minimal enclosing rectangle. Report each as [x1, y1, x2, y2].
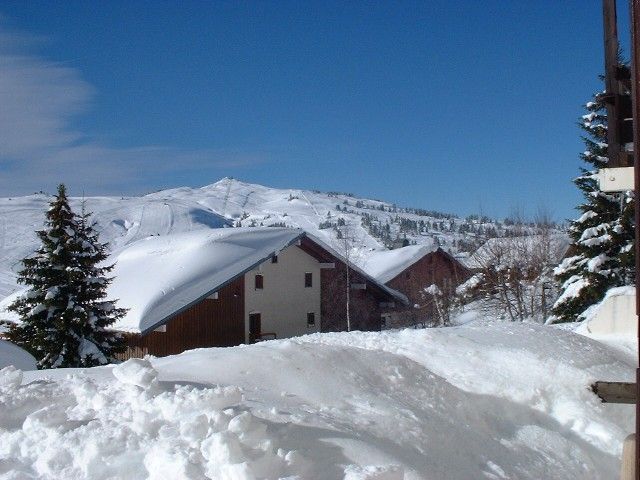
[1, 323, 634, 479]
[0, 191, 229, 298]
[0, 178, 553, 298]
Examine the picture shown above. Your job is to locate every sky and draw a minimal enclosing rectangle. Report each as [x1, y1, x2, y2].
[0, 1, 632, 221]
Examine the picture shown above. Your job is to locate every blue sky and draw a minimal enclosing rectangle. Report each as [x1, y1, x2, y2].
[0, 1, 631, 220]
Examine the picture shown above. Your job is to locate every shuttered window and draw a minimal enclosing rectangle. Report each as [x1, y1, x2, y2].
[255, 274, 264, 289]
[305, 272, 313, 288]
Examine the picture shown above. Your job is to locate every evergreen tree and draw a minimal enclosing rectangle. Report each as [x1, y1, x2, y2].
[6, 184, 126, 368]
[551, 68, 635, 323]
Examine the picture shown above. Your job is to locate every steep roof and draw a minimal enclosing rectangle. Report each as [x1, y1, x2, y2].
[1, 227, 406, 334]
[363, 244, 441, 284]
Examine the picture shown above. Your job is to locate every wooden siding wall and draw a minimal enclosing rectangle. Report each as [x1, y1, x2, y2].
[320, 261, 383, 332]
[384, 250, 471, 327]
[120, 277, 245, 359]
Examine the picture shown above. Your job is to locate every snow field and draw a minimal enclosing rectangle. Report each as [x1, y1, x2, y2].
[1, 323, 636, 479]
[294, 323, 633, 456]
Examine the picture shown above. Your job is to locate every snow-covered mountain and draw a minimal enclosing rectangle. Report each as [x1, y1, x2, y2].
[0, 177, 548, 298]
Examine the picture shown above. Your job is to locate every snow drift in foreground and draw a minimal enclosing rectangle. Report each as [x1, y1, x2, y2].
[1, 323, 635, 479]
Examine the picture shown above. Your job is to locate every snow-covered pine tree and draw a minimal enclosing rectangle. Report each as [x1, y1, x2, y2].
[550, 68, 635, 323]
[6, 184, 126, 368]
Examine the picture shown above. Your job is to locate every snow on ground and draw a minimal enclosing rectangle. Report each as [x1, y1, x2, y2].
[557, 286, 638, 364]
[1, 323, 634, 479]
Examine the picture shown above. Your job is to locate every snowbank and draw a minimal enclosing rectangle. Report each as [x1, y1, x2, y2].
[2, 323, 633, 479]
[575, 286, 636, 336]
[0, 340, 36, 370]
[1, 360, 308, 479]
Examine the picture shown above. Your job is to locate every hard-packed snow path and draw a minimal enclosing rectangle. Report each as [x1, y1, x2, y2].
[1, 323, 635, 479]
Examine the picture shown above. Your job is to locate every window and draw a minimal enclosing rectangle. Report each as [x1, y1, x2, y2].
[307, 312, 316, 327]
[271, 255, 278, 264]
[255, 274, 264, 289]
[305, 272, 313, 288]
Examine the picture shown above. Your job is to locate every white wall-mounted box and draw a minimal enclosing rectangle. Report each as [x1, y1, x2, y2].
[598, 167, 635, 192]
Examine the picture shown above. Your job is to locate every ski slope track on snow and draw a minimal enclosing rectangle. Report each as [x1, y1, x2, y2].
[0, 323, 634, 479]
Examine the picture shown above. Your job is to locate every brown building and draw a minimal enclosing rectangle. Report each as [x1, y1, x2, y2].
[102, 228, 406, 359]
[365, 245, 471, 327]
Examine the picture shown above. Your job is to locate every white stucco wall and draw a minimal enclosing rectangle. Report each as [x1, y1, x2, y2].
[244, 245, 321, 342]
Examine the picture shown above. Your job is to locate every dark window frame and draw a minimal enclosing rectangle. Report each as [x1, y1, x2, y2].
[255, 273, 264, 290]
[307, 312, 316, 327]
[305, 272, 313, 288]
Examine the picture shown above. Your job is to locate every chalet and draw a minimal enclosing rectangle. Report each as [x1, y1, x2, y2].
[365, 245, 471, 327]
[88, 227, 407, 358]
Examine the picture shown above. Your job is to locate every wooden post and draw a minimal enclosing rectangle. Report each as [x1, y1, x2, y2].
[631, 2, 640, 478]
[604, 0, 623, 167]
[622, 434, 636, 480]
[593, 381, 637, 403]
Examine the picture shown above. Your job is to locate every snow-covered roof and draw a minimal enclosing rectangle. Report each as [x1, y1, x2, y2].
[108, 228, 308, 333]
[363, 244, 441, 284]
[463, 234, 571, 270]
[0, 227, 406, 334]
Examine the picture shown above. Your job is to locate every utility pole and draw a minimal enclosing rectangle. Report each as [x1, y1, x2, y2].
[604, 0, 624, 166]
[631, 2, 640, 477]
[601, 0, 633, 168]
[589, 2, 638, 479]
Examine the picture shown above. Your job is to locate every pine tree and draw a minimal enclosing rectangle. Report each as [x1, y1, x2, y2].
[6, 184, 126, 368]
[551, 68, 635, 323]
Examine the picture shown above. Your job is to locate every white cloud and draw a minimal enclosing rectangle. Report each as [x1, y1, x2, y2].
[0, 26, 263, 196]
